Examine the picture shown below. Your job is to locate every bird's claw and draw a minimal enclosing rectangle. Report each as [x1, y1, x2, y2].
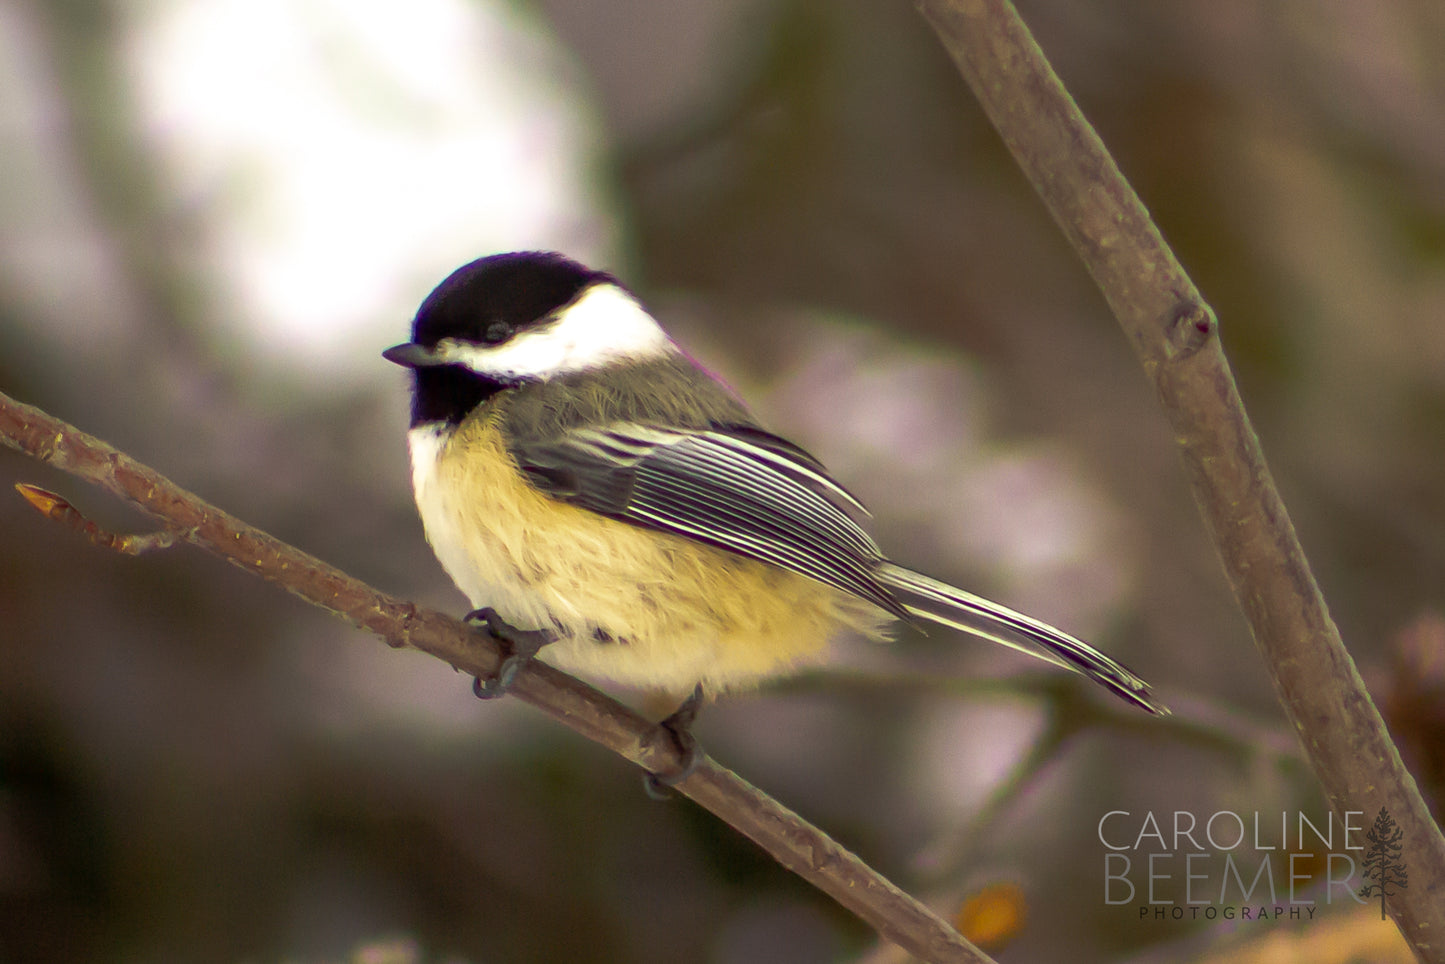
[644, 683, 706, 799]
[464, 607, 554, 699]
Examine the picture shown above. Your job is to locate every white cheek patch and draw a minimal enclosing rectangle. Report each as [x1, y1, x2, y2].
[440, 283, 675, 379]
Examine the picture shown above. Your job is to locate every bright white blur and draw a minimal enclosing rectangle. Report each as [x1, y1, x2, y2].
[125, 0, 614, 374]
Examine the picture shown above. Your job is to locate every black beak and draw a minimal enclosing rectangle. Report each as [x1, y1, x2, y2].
[382, 342, 447, 368]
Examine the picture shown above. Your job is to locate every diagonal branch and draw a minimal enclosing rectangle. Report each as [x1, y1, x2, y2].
[917, 0, 1445, 956]
[0, 388, 992, 964]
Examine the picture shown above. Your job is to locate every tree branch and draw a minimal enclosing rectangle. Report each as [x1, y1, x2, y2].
[0, 388, 992, 964]
[917, 0, 1445, 956]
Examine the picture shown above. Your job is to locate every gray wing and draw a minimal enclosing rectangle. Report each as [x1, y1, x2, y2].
[509, 423, 911, 620]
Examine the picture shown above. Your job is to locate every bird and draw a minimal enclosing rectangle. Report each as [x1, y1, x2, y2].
[384, 251, 1165, 782]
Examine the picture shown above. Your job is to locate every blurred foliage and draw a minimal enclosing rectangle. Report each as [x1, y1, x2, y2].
[953, 880, 1027, 952]
[3, 0, 1444, 961]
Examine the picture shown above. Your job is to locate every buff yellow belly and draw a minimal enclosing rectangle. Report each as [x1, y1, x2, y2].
[410, 410, 891, 695]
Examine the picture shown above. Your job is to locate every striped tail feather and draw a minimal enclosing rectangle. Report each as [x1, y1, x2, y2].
[878, 563, 1167, 715]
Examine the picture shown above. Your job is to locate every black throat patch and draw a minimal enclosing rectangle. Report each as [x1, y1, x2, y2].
[409, 366, 512, 427]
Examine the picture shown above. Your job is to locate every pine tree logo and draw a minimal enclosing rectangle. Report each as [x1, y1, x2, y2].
[1358, 807, 1408, 920]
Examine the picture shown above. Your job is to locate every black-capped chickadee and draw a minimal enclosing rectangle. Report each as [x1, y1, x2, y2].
[384, 252, 1164, 769]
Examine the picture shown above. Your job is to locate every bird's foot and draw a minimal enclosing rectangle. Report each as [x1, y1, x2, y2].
[464, 607, 555, 699]
[644, 683, 705, 799]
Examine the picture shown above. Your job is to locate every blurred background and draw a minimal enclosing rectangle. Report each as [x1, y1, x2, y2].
[2, 0, 1443, 961]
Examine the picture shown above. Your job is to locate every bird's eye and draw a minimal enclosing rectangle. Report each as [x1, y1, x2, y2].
[483, 320, 511, 344]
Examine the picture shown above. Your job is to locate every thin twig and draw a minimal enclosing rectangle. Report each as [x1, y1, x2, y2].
[0, 389, 993, 964]
[917, 0, 1445, 956]
[15, 483, 186, 554]
[774, 668, 1303, 767]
